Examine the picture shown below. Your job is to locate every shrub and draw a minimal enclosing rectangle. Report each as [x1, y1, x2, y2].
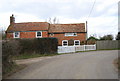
[2, 37, 58, 75]
[2, 40, 20, 75]
[19, 38, 58, 54]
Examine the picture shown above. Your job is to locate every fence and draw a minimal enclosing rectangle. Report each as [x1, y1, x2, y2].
[58, 44, 96, 53]
[58, 46, 75, 53]
[96, 40, 120, 50]
[75, 45, 96, 51]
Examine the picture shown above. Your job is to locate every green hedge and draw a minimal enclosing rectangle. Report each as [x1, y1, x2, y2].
[2, 38, 58, 75]
[19, 38, 58, 54]
[2, 40, 20, 75]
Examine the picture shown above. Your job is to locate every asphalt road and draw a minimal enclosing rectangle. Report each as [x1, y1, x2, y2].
[7, 50, 118, 79]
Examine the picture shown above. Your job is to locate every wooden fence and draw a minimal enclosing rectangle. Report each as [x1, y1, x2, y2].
[58, 44, 96, 54]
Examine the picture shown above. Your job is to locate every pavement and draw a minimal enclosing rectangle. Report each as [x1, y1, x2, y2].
[7, 50, 118, 79]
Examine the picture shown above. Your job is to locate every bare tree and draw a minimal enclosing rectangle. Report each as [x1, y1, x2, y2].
[53, 17, 56, 24]
[47, 17, 59, 24]
[49, 17, 52, 24]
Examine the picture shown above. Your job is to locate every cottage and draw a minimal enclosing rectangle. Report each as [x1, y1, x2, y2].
[6, 15, 87, 46]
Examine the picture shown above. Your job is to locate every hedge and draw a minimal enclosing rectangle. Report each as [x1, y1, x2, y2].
[19, 38, 58, 54]
[2, 38, 58, 75]
[2, 40, 20, 75]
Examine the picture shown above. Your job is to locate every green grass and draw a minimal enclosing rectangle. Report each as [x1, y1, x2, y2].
[14, 53, 60, 60]
[76, 49, 120, 53]
[3, 63, 26, 79]
[114, 57, 120, 70]
[75, 50, 96, 53]
[118, 57, 120, 70]
[14, 48, 120, 60]
[97, 48, 120, 51]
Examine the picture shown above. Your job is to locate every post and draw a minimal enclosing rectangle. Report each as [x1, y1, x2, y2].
[86, 21, 88, 40]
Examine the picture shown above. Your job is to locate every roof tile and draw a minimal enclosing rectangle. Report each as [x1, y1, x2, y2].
[49, 23, 85, 33]
[6, 22, 86, 33]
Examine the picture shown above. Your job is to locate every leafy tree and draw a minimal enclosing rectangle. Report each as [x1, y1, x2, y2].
[86, 36, 98, 45]
[116, 32, 120, 40]
[87, 36, 98, 41]
[99, 34, 113, 40]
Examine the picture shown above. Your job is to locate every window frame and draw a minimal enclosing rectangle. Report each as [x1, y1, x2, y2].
[65, 33, 77, 36]
[50, 33, 54, 36]
[36, 31, 42, 38]
[62, 40, 68, 46]
[74, 40, 80, 46]
[13, 32, 20, 38]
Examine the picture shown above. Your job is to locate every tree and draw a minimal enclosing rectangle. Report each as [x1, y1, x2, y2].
[87, 36, 98, 45]
[99, 34, 113, 40]
[116, 32, 120, 40]
[1, 30, 6, 40]
[87, 36, 98, 41]
[47, 17, 59, 24]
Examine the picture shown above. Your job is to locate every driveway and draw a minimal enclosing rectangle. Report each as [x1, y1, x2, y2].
[7, 50, 118, 79]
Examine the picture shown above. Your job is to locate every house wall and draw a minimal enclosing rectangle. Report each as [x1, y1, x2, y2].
[20, 32, 35, 38]
[6, 32, 13, 38]
[6, 32, 86, 46]
[49, 33, 86, 45]
[6, 31, 48, 39]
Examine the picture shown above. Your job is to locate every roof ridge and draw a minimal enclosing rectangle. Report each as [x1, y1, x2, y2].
[15, 22, 49, 24]
[51, 23, 85, 25]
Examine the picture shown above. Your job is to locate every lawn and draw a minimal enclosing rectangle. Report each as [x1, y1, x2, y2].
[118, 57, 120, 70]
[14, 53, 60, 60]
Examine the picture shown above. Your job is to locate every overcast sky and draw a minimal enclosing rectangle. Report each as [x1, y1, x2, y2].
[0, 0, 119, 38]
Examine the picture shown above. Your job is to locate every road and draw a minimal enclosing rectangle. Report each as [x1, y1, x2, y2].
[7, 50, 118, 79]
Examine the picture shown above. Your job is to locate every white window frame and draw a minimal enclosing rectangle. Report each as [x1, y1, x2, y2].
[74, 40, 80, 46]
[13, 32, 20, 38]
[50, 33, 54, 36]
[36, 31, 42, 38]
[65, 33, 77, 36]
[62, 40, 68, 46]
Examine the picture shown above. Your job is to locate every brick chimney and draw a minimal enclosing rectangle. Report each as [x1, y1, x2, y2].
[10, 14, 15, 25]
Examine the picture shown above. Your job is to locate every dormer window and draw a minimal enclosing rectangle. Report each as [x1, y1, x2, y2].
[50, 33, 54, 36]
[65, 33, 77, 36]
[36, 31, 42, 38]
[13, 32, 20, 38]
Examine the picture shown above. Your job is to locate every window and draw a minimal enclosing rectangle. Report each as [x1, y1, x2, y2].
[36, 31, 42, 38]
[13, 32, 20, 38]
[74, 40, 80, 46]
[62, 40, 68, 46]
[65, 33, 77, 36]
[50, 33, 54, 36]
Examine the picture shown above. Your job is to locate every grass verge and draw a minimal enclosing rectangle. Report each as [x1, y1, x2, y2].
[113, 57, 120, 72]
[15, 49, 120, 60]
[14, 53, 60, 60]
[3, 64, 26, 79]
[76, 49, 120, 53]
[118, 57, 120, 70]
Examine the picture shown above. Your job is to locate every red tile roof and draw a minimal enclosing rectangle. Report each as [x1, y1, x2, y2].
[6, 22, 86, 33]
[6, 22, 49, 32]
[49, 23, 85, 33]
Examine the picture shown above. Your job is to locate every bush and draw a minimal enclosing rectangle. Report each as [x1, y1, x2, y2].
[2, 37, 58, 75]
[2, 40, 20, 75]
[19, 38, 58, 54]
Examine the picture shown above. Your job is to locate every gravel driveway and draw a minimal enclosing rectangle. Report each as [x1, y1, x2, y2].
[7, 50, 118, 79]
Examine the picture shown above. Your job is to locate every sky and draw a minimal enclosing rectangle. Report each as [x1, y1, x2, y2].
[0, 0, 119, 38]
